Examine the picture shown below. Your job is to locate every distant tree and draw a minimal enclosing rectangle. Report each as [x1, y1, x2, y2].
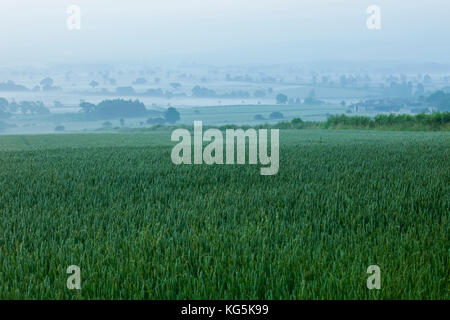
[426, 90, 446, 103]
[80, 101, 96, 113]
[269, 111, 284, 119]
[254, 114, 266, 120]
[89, 80, 99, 89]
[40, 77, 53, 87]
[102, 121, 113, 128]
[54, 125, 65, 132]
[0, 81, 29, 92]
[192, 86, 216, 98]
[291, 118, 304, 125]
[221, 90, 250, 99]
[120, 118, 125, 126]
[164, 107, 180, 123]
[340, 100, 346, 107]
[109, 78, 117, 86]
[154, 77, 160, 84]
[95, 99, 147, 118]
[276, 93, 288, 104]
[19, 101, 50, 115]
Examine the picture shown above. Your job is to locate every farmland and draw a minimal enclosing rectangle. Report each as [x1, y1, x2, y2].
[0, 129, 448, 299]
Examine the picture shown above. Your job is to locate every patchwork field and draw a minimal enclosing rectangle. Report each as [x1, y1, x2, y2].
[0, 129, 448, 299]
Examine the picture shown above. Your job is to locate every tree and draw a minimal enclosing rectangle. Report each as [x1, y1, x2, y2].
[40, 77, 53, 87]
[80, 101, 96, 113]
[120, 118, 125, 126]
[192, 86, 216, 98]
[95, 99, 147, 118]
[89, 80, 99, 89]
[0, 81, 29, 92]
[54, 125, 65, 132]
[164, 107, 180, 123]
[276, 93, 288, 105]
[269, 111, 284, 119]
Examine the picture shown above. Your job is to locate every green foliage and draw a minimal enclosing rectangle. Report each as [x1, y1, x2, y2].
[0, 130, 448, 299]
[192, 86, 217, 98]
[324, 112, 450, 131]
[80, 99, 148, 119]
[164, 107, 180, 124]
[276, 93, 288, 104]
[426, 90, 450, 111]
[269, 111, 283, 120]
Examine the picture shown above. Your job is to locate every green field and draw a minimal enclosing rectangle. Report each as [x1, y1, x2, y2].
[0, 130, 448, 299]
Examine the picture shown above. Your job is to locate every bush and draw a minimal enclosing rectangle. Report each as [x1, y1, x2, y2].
[326, 112, 450, 130]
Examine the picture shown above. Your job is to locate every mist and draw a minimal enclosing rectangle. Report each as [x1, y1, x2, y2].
[1, 0, 449, 66]
[1, 0, 450, 135]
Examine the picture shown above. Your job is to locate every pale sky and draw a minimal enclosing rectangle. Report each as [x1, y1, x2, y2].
[1, 0, 449, 66]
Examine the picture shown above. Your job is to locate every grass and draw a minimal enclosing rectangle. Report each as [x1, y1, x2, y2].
[0, 129, 448, 299]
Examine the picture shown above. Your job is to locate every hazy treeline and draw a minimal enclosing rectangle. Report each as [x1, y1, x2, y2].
[109, 112, 450, 133]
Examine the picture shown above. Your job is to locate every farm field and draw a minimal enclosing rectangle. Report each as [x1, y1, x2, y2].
[0, 129, 448, 299]
[4, 103, 348, 135]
